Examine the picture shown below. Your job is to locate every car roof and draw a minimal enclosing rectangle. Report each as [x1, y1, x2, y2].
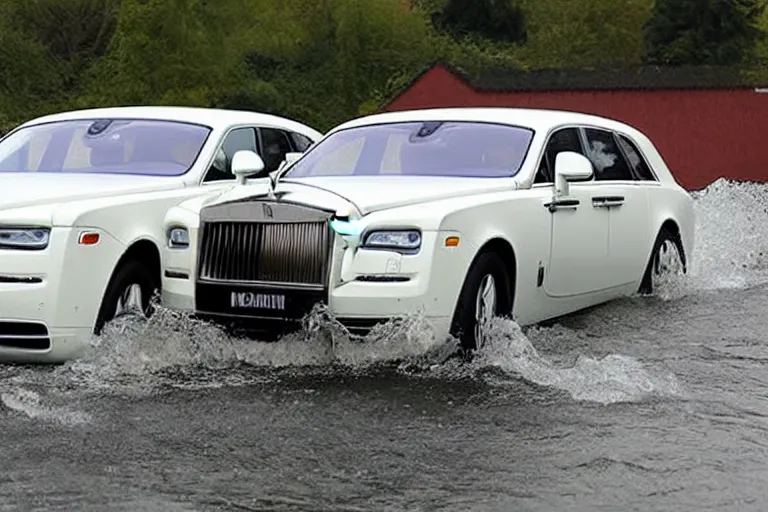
[18, 106, 320, 135]
[331, 107, 644, 137]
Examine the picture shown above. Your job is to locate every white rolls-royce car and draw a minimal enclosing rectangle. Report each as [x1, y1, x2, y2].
[0, 106, 323, 363]
[161, 107, 694, 354]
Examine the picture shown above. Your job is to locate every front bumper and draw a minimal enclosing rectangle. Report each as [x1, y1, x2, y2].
[0, 323, 90, 363]
[0, 271, 91, 362]
[0, 226, 123, 362]
[162, 235, 463, 340]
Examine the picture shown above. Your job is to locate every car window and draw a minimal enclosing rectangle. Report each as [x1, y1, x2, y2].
[583, 128, 634, 181]
[300, 136, 364, 177]
[289, 132, 314, 152]
[202, 127, 258, 183]
[285, 121, 534, 179]
[0, 119, 211, 176]
[534, 127, 584, 184]
[260, 127, 294, 173]
[616, 133, 656, 181]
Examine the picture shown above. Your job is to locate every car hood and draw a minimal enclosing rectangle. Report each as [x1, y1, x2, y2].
[194, 176, 519, 218]
[0, 173, 181, 213]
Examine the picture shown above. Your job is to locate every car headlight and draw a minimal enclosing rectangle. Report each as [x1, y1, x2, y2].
[0, 228, 51, 250]
[362, 230, 422, 252]
[168, 227, 190, 249]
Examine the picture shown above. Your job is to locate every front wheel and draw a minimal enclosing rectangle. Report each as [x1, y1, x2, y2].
[450, 252, 512, 354]
[94, 260, 158, 335]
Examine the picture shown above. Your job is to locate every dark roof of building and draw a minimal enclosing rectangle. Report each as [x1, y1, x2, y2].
[381, 60, 768, 109]
[471, 63, 768, 92]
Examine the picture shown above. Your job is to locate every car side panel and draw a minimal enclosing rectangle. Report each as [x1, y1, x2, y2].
[52, 185, 234, 327]
[435, 188, 557, 326]
[592, 181, 653, 288]
[51, 227, 129, 329]
[543, 182, 612, 296]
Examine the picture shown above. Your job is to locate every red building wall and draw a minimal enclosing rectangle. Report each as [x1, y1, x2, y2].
[384, 67, 768, 190]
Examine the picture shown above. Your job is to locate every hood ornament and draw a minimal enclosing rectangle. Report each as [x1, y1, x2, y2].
[266, 171, 277, 200]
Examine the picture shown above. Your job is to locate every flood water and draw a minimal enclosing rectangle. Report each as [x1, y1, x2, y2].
[3, 179, 768, 511]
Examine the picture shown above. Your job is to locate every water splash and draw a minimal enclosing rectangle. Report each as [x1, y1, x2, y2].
[624, 179, 768, 302]
[469, 317, 683, 405]
[5, 179, 768, 409]
[688, 179, 768, 290]
[0, 387, 91, 426]
[49, 307, 674, 406]
[42, 303, 455, 395]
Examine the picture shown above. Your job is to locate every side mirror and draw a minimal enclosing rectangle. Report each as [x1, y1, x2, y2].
[231, 150, 265, 185]
[554, 151, 593, 196]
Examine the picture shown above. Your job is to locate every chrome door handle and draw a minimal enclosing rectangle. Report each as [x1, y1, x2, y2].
[544, 198, 580, 213]
[592, 195, 625, 208]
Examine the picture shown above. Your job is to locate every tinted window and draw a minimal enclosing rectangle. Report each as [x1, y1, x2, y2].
[290, 132, 314, 152]
[583, 128, 633, 181]
[616, 134, 655, 181]
[535, 127, 584, 184]
[203, 127, 257, 182]
[0, 119, 210, 176]
[222, 128, 257, 160]
[285, 121, 534, 179]
[260, 128, 293, 173]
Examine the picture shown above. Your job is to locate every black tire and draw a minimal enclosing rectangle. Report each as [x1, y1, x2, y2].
[638, 226, 686, 295]
[94, 260, 158, 335]
[450, 251, 513, 354]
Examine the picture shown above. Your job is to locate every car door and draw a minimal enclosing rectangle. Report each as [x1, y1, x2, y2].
[582, 127, 653, 288]
[539, 127, 612, 298]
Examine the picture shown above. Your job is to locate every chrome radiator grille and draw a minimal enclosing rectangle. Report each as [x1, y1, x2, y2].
[197, 221, 331, 285]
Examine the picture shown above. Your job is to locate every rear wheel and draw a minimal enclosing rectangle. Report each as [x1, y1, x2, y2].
[94, 260, 158, 335]
[450, 252, 512, 354]
[638, 227, 686, 295]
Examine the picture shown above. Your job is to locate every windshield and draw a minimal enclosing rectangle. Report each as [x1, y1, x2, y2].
[284, 121, 534, 179]
[0, 119, 211, 176]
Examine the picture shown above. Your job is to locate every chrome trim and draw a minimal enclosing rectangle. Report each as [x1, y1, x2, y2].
[200, 200, 333, 223]
[196, 201, 335, 287]
[0, 275, 43, 283]
[0, 334, 49, 340]
[197, 279, 324, 291]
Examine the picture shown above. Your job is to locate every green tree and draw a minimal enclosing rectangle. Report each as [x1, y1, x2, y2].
[644, 0, 765, 66]
[83, 0, 257, 106]
[519, 0, 653, 69]
[755, 3, 768, 61]
[0, 0, 119, 65]
[433, 0, 526, 44]
[253, 0, 437, 129]
[0, 0, 120, 124]
[0, 29, 67, 126]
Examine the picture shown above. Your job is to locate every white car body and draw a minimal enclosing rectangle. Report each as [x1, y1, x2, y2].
[161, 107, 694, 350]
[0, 106, 323, 363]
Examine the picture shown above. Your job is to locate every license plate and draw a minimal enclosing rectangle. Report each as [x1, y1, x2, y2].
[230, 291, 286, 311]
